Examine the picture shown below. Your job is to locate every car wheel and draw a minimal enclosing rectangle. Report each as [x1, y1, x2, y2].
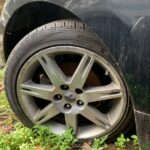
[5, 20, 133, 140]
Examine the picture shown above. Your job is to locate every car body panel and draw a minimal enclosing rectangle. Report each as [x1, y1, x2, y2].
[134, 110, 150, 149]
[1, 0, 150, 31]
[1, 0, 150, 149]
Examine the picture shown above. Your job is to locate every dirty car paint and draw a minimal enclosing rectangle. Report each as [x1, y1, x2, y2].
[1, 0, 150, 149]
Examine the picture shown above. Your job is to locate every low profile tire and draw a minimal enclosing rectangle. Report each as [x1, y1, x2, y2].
[5, 20, 133, 140]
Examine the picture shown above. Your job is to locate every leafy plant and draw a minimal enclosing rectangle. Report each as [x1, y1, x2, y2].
[0, 123, 77, 150]
[131, 135, 139, 145]
[115, 134, 130, 149]
[92, 135, 108, 150]
[32, 125, 77, 150]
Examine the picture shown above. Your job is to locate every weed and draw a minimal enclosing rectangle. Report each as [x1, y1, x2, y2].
[115, 134, 130, 149]
[92, 135, 108, 150]
[0, 123, 76, 150]
[131, 135, 139, 146]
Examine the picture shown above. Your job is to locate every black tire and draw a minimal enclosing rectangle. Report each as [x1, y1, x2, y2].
[5, 20, 133, 140]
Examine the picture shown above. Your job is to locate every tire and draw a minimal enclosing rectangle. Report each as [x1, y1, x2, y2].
[5, 20, 133, 140]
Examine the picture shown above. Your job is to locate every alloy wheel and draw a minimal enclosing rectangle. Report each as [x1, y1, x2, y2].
[17, 46, 127, 139]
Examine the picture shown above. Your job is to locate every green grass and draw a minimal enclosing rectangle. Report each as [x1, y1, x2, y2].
[0, 69, 10, 115]
[0, 91, 10, 113]
[0, 69, 4, 82]
[0, 124, 77, 150]
[0, 69, 8, 115]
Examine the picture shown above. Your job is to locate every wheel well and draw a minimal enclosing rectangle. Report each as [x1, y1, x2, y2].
[3, 1, 79, 60]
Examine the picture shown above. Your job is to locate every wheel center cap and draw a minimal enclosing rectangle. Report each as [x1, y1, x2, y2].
[64, 91, 76, 102]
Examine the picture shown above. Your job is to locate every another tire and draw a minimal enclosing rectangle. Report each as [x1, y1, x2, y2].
[5, 20, 133, 140]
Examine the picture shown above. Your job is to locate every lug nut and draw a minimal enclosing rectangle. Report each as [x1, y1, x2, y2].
[75, 88, 83, 94]
[64, 103, 72, 110]
[77, 100, 84, 106]
[54, 94, 62, 100]
[61, 85, 69, 90]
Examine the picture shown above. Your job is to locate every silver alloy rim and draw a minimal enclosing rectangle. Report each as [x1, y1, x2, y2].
[17, 46, 127, 139]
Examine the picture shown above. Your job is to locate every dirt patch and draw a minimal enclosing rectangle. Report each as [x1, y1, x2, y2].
[0, 115, 14, 134]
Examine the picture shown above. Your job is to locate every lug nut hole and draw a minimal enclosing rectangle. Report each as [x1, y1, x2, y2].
[54, 94, 62, 100]
[77, 100, 84, 106]
[64, 103, 72, 110]
[75, 88, 83, 94]
[61, 85, 69, 90]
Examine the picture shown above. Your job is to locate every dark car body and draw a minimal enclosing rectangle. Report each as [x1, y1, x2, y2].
[1, 0, 150, 149]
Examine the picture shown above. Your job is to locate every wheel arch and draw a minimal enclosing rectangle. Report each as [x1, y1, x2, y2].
[3, 1, 79, 61]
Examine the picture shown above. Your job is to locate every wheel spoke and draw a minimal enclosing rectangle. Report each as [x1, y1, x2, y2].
[34, 104, 59, 124]
[38, 54, 66, 85]
[21, 81, 54, 101]
[81, 106, 111, 129]
[65, 114, 78, 134]
[70, 54, 94, 88]
[85, 82, 122, 102]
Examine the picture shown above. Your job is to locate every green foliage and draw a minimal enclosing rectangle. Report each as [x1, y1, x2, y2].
[131, 135, 139, 145]
[0, 123, 76, 150]
[92, 135, 108, 150]
[32, 125, 77, 150]
[0, 69, 4, 82]
[115, 134, 130, 149]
